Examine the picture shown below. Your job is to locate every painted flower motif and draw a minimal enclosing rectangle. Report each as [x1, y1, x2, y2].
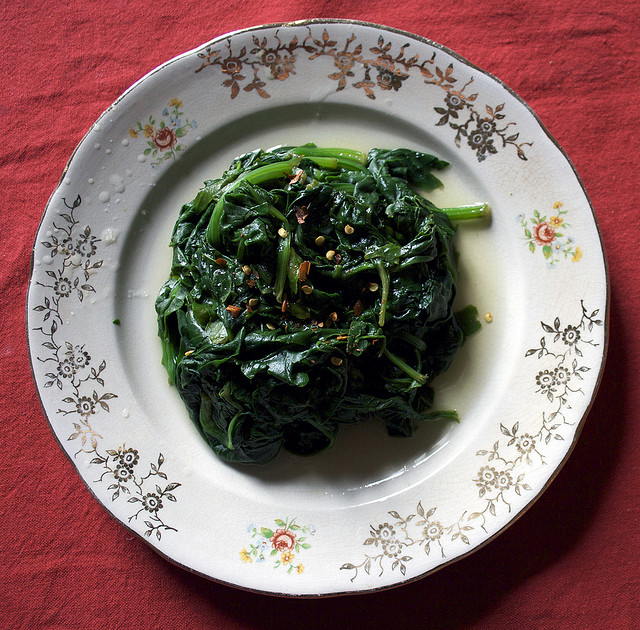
[153, 127, 177, 151]
[222, 56, 243, 75]
[467, 126, 496, 158]
[75, 235, 97, 258]
[57, 358, 76, 379]
[444, 92, 465, 111]
[54, 277, 73, 298]
[243, 518, 313, 573]
[423, 521, 443, 541]
[562, 325, 581, 346]
[476, 118, 496, 136]
[270, 62, 292, 81]
[468, 129, 487, 150]
[239, 548, 252, 563]
[118, 447, 139, 469]
[280, 551, 295, 565]
[382, 539, 404, 558]
[262, 49, 294, 80]
[549, 216, 563, 228]
[532, 221, 556, 246]
[553, 366, 571, 385]
[477, 466, 498, 488]
[376, 68, 406, 91]
[75, 396, 95, 417]
[373, 523, 396, 541]
[271, 528, 296, 552]
[516, 433, 536, 454]
[535, 369, 556, 392]
[59, 237, 76, 255]
[141, 493, 163, 513]
[495, 471, 513, 491]
[68, 345, 91, 368]
[114, 464, 133, 482]
[521, 203, 580, 264]
[130, 99, 196, 166]
[334, 52, 356, 71]
[262, 49, 281, 66]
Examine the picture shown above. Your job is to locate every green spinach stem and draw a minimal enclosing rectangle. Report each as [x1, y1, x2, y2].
[375, 261, 391, 327]
[440, 202, 490, 221]
[382, 348, 428, 385]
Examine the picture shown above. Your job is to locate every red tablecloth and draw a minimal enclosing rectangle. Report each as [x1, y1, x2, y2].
[3, 1, 639, 627]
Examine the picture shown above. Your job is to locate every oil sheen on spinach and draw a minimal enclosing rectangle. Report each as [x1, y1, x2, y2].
[155, 145, 487, 464]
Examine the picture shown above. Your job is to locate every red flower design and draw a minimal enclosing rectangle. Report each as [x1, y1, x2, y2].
[532, 221, 556, 246]
[271, 528, 296, 551]
[153, 127, 177, 151]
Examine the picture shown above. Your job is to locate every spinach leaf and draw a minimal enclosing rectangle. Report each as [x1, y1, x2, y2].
[156, 144, 488, 464]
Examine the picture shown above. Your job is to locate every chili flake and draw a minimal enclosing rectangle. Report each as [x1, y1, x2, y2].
[295, 205, 309, 224]
[226, 305, 242, 318]
[298, 260, 311, 281]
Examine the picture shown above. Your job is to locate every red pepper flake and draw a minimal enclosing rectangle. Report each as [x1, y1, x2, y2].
[336, 335, 348, 341]
[281, 295, 289, 313]
[353, 299, 364, 317]
[226, 305, 242, 318]
[215, 258, 227, 267]
[334, 252, 342, 264]
[246, 277, 257, 288]
[290, 170, 305, 185]
[295, 205, 309, 224]
[298, 260, 311, 281]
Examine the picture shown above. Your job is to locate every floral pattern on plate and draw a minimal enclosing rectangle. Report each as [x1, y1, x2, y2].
[340, 300, 603, 582]
[241, 518, 315, 574]
[129, 98, 197, 167]
[195, 27, 531, 161]
[520, 201, 583, 266]
[30, 195, 181, 540]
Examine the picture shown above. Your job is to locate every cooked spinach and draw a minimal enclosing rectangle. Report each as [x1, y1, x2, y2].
[155, 145, 488, 464]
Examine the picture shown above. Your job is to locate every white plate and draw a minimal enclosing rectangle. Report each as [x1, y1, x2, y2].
[27, 20, 608, 596]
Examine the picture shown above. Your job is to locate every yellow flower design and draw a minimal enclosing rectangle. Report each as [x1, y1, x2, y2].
[128, 128, 138, 138]
[281, 551, 295, 565]
[143, 124, 154, 138]
[572, 246, 583, 262]
[296, 564, 304, 574]
[553, 201, 563, 209]
[549, 216, 563, 228]
[168, 98, 183, 108]
[239, 548, 252, 563]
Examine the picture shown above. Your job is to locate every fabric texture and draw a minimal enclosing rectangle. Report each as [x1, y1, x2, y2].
[2, 0, 639, 628]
